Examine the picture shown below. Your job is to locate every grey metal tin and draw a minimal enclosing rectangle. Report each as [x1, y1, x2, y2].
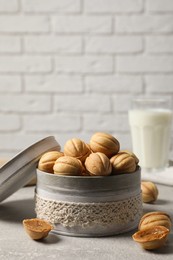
[0, 136, 60, 202]
[35, 167, 142, 237]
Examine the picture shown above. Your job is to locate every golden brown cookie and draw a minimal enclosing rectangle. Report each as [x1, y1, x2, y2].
[53, 156, 83, 176]
[64, 138, 91, 162]
[90, 132, 120, 158]
[85, 152, 112, 176]
[110, 151, 137, 174]
[38, 151, 64, 173]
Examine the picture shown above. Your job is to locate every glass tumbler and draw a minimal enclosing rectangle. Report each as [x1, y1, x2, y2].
[128, 97, 173, 172]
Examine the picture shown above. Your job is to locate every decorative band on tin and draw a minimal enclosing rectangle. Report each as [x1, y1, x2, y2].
[35, 193, 142, 228]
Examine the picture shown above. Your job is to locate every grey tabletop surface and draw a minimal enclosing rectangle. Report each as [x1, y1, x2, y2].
[0, 184, 173, 260]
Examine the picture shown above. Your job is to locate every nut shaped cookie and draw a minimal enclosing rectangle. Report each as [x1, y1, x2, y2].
[23, 218, 52, 240]
[85, 152, 112, 176]
[132, 226, 169, 250]
[141, 181, 158, 203]
[53, 156, 83, 176]
[121, 149, 139, 164]
[90, 132, 120, 158]
[110, 152, 136, 174]
[38, 151, 64, 173]
[139, 211, 172, 231]
[64, 138, 91, 162]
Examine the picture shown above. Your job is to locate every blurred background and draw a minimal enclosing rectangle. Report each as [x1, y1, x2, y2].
[0, 0, 173, 159]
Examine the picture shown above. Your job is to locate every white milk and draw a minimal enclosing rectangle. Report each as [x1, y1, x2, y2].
[129, 109, 172, 170]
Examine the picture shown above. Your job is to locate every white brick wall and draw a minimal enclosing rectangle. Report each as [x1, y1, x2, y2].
[55, 55, 113, 73]
[0, 36, 21, 53]
[0, 0, 18, 12]
[0, 15, 50, 33]
[0, 0, 173, 158]
[85, 36, 143, 54]
[22, 0, 81, 13]
[116, 15, 173, 33]
[0, 56, 52, 73]
[24, 36, 82, 54]
[52, 15, 112, 33]
[0, 75, 21, 92]
[117, 55, 173, 73]
[84, 0, 143, 13]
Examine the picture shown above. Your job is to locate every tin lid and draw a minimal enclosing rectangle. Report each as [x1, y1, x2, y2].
[0, 136, 60, 202]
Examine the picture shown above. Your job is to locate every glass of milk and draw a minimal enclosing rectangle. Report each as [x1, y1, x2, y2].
[128, 97, 173, 172]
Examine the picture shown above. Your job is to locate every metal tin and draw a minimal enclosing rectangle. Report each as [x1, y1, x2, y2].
[0, 136, 60, 202]
[35, 167, 142, 237]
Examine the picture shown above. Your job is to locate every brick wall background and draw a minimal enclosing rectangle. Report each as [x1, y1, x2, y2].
[0, 0, 173, 158]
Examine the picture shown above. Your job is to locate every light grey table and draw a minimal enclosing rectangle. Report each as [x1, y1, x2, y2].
[0, 184, 172, 260]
